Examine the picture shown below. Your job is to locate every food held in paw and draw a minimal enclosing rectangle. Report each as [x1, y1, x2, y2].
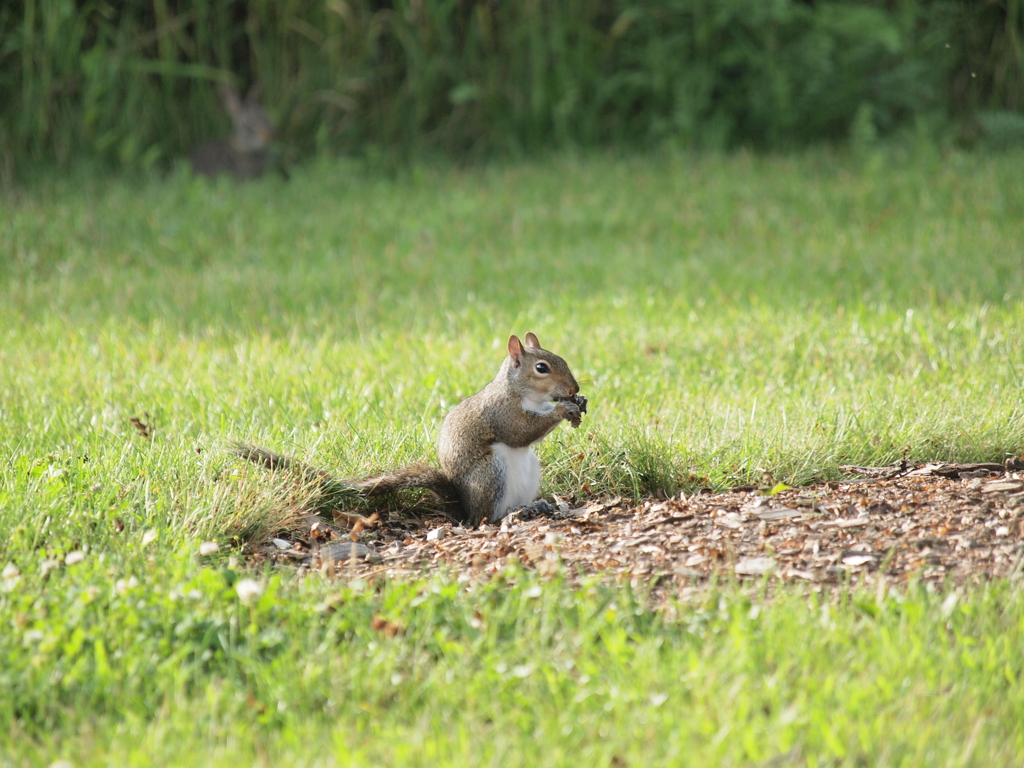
[562, 393, 587, 428]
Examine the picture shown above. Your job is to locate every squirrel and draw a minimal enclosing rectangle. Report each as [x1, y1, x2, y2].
[231, 332, 587, 526]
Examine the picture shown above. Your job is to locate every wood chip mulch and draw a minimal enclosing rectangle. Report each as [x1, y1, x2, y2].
[251, 462, 1024, 592]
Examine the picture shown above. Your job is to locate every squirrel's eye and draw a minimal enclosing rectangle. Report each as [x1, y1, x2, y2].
[534, 362, 550, 374]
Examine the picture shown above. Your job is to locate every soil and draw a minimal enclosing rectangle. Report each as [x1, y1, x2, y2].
[252, 463, 1024, 592]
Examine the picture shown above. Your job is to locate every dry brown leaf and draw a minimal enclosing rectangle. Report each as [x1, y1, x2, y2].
[370, 616, 402, 637]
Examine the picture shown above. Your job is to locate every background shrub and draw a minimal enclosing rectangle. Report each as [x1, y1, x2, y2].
[0, 0, 1022, 177]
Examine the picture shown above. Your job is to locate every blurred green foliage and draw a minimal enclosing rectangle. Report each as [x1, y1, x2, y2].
[1, 0, 1022, 177]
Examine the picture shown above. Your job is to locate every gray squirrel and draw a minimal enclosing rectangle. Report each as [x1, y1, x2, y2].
[232, 333, 587, 525]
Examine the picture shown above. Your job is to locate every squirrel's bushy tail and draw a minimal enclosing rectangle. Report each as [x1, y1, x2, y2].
[344, 464, 459, 501]
[229, 442, 461, 508]
[230, 442, 343, 489]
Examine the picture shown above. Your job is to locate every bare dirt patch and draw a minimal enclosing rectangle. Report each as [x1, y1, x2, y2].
[252, 463, 1024, 591]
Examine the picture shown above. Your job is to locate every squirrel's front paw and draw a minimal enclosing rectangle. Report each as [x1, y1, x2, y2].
[560, 394, 586, 428]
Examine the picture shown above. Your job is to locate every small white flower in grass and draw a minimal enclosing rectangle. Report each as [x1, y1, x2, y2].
[115, 576, 139, 595]
[65, 551, 85, 566]
[43, 466, 66, 481]
[524, 585, 543, 598]
[142, 529, 158, 546]
[199, 541, 219, 556]
[940, 590, 960, 619]
[512, 664, 534, 678]
[649, 692, 669, 707]
[235, 579, 263, 604]
[1, 563, 19, 593]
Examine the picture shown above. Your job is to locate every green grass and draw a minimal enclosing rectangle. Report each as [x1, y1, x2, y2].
[2, 148, 1024, 765]
[3, 559, 1024, 767]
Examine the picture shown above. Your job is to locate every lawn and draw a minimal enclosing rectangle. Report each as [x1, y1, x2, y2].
[1, 148, 1023, 766]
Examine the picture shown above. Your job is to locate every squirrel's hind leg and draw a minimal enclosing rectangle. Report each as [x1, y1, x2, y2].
[451, 458, 503, 526]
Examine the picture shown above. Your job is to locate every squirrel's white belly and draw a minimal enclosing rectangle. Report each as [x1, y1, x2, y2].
[491, 442, 541, 522]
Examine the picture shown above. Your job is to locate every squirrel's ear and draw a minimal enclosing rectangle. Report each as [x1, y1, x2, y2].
[524, 332, 541, 349]
[508, 335, 525, 367]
